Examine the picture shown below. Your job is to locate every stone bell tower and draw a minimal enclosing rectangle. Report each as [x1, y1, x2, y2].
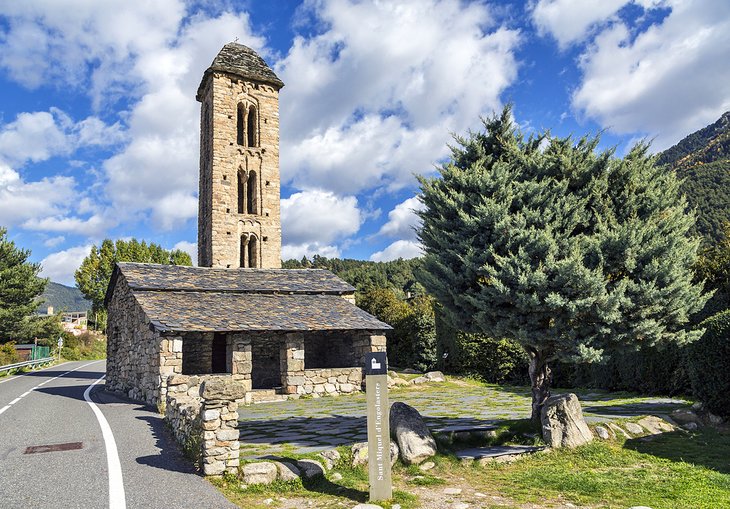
[196, 43, 284, 268]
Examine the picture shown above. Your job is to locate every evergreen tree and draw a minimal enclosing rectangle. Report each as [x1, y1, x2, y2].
[75, 238, 192, 325]
[417, 106, 710, 420]
[0, 227, 61, 342]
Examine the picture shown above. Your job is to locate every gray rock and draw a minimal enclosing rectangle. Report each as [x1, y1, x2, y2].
[682, 422, 699, 431]
[608, 423, 630, 439]
[411, 376, 428, 384]
[319, 449, 341, 470]
[330, 472, 343, 481]
[670, 409, 698, 424]
[425, 371, 446, 382]
[637, 416, 674, 434]
[443, 487, 462, 495]
[419, 461, 436, 471]
[297, 459, 326, 479]
[624, 422, 645, 435]
[390, 402, 438, 464]
[273, 461, 300, 481]
[242, 462, 278, 485]
[708, 413, 724, 425]
[594, 426, 612, 440]
[351, 441, 399, 467]
[541, 393, 593, 448]
[352, 505, 383, 509]
[691, 401, 703, 411]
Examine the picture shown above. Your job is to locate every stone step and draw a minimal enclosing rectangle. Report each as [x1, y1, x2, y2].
[454, 445, 544, 461]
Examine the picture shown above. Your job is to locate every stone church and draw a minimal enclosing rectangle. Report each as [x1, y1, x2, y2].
[105, 43, 390, 406]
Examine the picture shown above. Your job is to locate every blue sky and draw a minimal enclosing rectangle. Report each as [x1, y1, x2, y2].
[0, 0, 728, 285]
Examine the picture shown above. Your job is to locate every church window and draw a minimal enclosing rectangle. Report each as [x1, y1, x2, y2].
[239, 236, 247, 267]
[237, 171, 245, 214]
[236, 103, 245, 146]
[246, 171, 256, 214]
[247, 106, 257, 147]
[248, 236, 258, 268]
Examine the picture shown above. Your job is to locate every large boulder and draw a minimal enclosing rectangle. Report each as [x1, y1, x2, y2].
[541, 393, 593, 448]
[389, 402, 437, 464]
[241, 462, 278, 485]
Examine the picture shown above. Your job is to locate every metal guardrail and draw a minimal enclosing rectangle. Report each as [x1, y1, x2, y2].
[0, 357, 55, 375]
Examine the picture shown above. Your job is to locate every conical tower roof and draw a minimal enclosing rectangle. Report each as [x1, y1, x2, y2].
[197, 42, 284, 100]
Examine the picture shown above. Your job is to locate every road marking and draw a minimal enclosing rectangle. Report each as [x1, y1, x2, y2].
[84, 375, 126, 509]
[0, 361, 100, 416]
[0, 361, 72, 384]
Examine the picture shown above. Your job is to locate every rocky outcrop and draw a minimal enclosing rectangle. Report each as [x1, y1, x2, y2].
[541, 393, 593, 448]
[389, 402, 437, 464]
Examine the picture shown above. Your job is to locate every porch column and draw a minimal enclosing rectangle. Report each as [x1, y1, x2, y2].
[229, 333, 252, 393]
[281, 332, 305, 394]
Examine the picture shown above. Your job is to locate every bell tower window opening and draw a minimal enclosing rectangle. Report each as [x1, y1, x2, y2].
[237, 170, 245, 214]
[247, 106, 257, 147]
[248, 236, 258, 268]
[246, 171, 256, 214]
[236, 103, 245, 146]
[239, 235, 247, 268]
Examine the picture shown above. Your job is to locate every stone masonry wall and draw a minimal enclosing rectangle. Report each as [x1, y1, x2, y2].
[301, 367, 363, 396]
[198, 71, 282, 269]
[106, 275, 185, 406]
[165, 374, 246, 475]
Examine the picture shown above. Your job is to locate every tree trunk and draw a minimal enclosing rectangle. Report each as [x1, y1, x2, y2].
[527, 348, 552, 422]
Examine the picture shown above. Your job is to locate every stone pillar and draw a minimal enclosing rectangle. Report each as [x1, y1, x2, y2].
[230, 333, 253, 393]
[281, 332, 305, 394]
[200, 378, 246, 476]
[159, 335, 183, 404]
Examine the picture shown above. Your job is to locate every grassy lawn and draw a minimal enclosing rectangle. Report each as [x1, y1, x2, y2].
[211, 424, 730, 509]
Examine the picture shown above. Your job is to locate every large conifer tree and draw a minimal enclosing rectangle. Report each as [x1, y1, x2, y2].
[417, 107, 710, 420]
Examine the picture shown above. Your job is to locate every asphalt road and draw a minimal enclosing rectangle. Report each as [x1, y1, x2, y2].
[0, 360, 236, 509]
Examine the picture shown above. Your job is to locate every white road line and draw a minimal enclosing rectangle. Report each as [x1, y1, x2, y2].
[0, 361, 100, 416]
[84, 375, 126, 509]
[0, 361, 72, 384]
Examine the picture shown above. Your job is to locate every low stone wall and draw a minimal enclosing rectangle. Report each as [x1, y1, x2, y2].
[301, 367, 363, 395]
[164, 374, 246, 475]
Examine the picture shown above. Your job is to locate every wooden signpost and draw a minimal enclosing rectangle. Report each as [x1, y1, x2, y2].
[364, 351, 392, 501]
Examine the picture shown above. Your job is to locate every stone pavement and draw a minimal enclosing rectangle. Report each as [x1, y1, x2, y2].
[237, 380, 689, 458]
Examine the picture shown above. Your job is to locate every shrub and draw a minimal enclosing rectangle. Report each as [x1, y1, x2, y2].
[0, 341, 20, 366]
[686, 309, 730, 417]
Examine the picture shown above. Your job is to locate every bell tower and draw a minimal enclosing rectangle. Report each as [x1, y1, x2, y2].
[196, 43, 284, 268]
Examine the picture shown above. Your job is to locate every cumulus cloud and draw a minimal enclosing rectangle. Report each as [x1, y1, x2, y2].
[277, 0, 520, 193]
[40, 244, 92, 286]
[370, 240, 422, 262]
[282, 242, 341, 261]
[0, 163, 76, 227]
[281, 190, 362, 246]
[531, 0, 629, 48]
[22, 214, 112, 237]
[377, 196, 425, 240]
[173, 240, 197, 266]
[571, 0, 730, 149]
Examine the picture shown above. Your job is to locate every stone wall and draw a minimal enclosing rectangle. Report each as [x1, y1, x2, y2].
[197, 70, 282, 269]
[165, 374, 246, 475]
[301, 367, 363, 396]
[106, 275, 184, 406]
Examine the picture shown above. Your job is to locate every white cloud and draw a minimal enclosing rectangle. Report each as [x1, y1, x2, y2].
[43, 236, 65, 248]
[22, 214, 112, 237]
[281, 190, 362, 246]
[370, 240, 422, 262]
[282, 242, 341, 261]
[571, 0, 730, 149]
[39, 244, 92, 286]
[277, 0, 520, 194]
[0, 163, 77, 227]
[0, 111, 71, 165]
[377, 196, 425, 240]
[531, 0, 629, 48]
[173, 240, 197, 266]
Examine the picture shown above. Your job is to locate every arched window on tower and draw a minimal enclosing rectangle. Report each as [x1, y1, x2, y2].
[248, 236, 258, 268]
[239, 235, 247, 268]
[246, 171, 256, 214]
[237, 170, 245, 214]
[247, 106, 257, 147]
[237, 103, 245, 146]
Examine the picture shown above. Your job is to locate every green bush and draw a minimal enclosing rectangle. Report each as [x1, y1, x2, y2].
[61, 331, 106, 361]
[686, 309, 730, 417]
[0, 341, 20, 366]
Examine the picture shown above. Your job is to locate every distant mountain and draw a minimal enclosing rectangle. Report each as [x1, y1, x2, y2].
[36, 282, 91, 314]
[658, 112, 730, 244]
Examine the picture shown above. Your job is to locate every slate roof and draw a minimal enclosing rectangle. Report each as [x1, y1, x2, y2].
[136, 292, 390, 333]
[114, 262, 354, 294]
[107, 263, 390, 333]
[197, 42, 284, 99]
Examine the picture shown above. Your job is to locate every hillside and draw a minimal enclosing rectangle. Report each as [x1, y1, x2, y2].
[658, 112, 730, 243]
[36, 282, 91, 313]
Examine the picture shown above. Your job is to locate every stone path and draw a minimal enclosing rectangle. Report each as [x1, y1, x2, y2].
[237, 380, 690, 458]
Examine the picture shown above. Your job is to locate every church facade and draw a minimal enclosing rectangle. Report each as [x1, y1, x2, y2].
[105, 43, 390, 406]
